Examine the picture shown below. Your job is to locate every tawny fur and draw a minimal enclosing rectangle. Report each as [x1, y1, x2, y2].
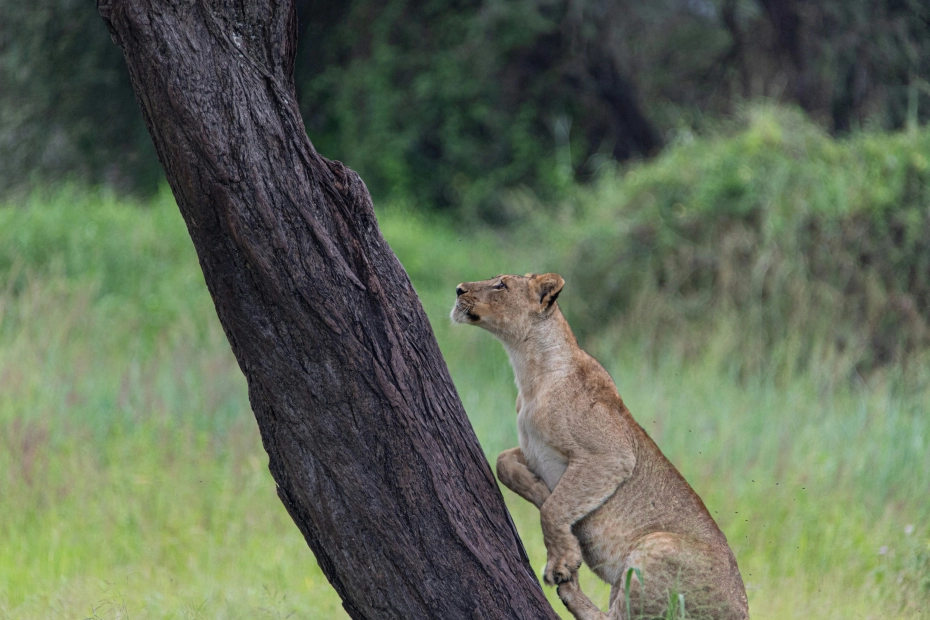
[451, 273, 749, 620]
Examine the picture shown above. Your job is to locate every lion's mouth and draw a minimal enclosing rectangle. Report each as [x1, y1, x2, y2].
[451, 302, 481, 323]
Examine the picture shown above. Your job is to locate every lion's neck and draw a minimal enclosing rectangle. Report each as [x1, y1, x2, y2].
[502, 308, 579, 400]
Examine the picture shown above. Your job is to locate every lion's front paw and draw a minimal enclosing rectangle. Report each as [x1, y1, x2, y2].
[543, 543, 582, 586]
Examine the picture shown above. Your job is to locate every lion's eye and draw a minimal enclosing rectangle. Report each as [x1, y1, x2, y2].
[493, 281, 507, 290]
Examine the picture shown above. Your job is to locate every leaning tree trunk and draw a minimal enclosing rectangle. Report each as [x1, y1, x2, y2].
[97, 1, 557, 618]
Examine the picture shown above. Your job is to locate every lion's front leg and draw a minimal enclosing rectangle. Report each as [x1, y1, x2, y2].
[557, 573, 609, 620]
[540, 457, 631, 586]
[496, 447, 551, 509]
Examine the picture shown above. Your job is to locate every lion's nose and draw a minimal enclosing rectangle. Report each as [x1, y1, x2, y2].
[456, 285, 467, 297]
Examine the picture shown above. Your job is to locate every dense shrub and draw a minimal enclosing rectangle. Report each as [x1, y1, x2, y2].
[554, 106, 930, 372]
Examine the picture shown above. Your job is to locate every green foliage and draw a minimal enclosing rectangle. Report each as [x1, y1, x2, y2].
[4, 0, 930, 215]
[624, 566, 642, 619]
[305, 0, 930, 219]
[0, 0, 161, 194]
[298, 0, 580, 219]
[509, 105, 930, 375]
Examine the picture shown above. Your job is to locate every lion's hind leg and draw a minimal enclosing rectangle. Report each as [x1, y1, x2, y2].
[608, 533, 748, 620]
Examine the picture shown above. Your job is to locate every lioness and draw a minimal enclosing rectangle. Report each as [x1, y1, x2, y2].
[451, 273, 748, 620]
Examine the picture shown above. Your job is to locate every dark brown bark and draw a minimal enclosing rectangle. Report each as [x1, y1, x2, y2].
[96, 1, 557, 618]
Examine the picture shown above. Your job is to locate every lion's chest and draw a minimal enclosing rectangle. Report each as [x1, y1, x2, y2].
[517, 399, 567, 491]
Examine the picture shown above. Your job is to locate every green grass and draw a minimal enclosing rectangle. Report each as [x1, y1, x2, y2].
[1, 177, 928, 619]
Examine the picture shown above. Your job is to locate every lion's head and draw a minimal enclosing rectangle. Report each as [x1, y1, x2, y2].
[450, 272, 565, 342]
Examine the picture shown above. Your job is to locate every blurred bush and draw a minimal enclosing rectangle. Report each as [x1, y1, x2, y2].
[0, 0, 163, 194]
[296, 0, 930, 219]
[294, 0, 664, 221]
[545, 106, 930, 373]
[0, 187, 208, 345]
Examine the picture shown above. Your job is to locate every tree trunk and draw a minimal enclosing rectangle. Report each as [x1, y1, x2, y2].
[757, 0, 812, 111]
[96, 1, 557, 618]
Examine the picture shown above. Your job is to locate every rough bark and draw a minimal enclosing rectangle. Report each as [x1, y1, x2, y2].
[96, 1, 557, 618]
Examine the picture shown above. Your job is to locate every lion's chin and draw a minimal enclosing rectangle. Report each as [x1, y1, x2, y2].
[450, 304, 480, 324]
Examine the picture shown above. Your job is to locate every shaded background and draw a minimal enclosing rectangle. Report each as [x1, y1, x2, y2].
[3, 0, 930, 215]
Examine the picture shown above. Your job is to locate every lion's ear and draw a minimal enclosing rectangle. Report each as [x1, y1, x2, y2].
[535, 273, 564, 308]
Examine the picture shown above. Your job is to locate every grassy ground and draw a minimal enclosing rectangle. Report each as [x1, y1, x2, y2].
[1, 187, 928, 619]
